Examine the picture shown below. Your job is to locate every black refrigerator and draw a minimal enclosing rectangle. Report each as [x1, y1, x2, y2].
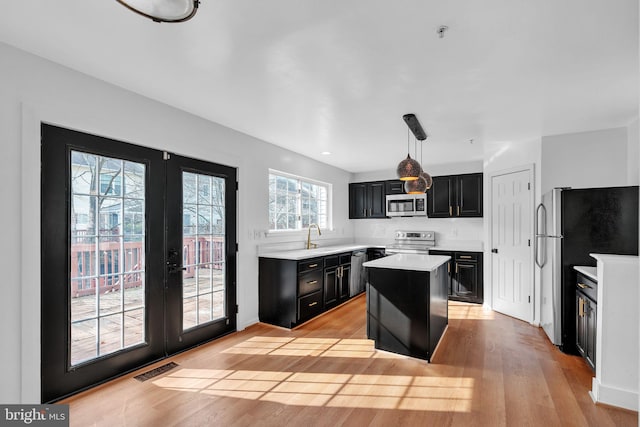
[537, 186, 638, 353]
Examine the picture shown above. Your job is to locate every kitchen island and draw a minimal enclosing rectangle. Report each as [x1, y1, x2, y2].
[363, 254, 450, 362]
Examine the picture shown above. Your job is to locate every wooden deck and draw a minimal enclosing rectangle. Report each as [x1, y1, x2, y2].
[70, 275, 225, 365]
[63, 297, 637, 426]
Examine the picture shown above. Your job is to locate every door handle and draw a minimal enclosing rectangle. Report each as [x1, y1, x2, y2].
[167, 262, 186, 274]
[491, 248, 498, 254]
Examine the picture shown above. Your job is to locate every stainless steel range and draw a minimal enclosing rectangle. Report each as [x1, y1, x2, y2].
[385, 230, 436, 254]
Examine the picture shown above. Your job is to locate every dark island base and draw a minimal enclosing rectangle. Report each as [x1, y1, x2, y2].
[366, 265, 448, 362]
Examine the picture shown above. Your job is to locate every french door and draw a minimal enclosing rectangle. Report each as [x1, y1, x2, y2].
[41, 124, 236, 402]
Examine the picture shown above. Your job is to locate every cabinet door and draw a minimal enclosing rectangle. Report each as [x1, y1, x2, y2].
[368, 181, 387, 218]
[429, 250, 453, 295]
[428, 176, 455, 218]
[349, 183, 367, 219]
[586, 300, 596, 369]
[324, 268, 338, 306]
[340, 265, 351, 299]
[385, 180, 405, 195]
[454, 261, 478, 298]
[457, 173, 483, 217]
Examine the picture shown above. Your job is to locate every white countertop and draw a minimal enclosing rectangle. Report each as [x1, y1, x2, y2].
[363, 254, 450, 272]
[429, 242, 484, 252]
[259, 244, 375, 260]
[573, 265, 597, 281]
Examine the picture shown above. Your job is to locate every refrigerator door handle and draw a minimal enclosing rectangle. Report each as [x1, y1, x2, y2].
[536, 203, 547, 236]
[535, 203, 547, 268]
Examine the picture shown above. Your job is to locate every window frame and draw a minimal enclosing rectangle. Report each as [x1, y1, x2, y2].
[268, 169, 332, 233]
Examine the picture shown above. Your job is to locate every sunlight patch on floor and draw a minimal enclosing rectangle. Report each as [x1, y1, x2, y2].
[222, 336, 405, 359]
[152, 367, 474, 412]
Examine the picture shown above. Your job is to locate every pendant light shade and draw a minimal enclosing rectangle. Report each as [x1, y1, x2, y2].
[421, 171, 433, 190]
[397, 154, 422, 181]
[404, 175, 428, 194]
[116, 0, 199, 23]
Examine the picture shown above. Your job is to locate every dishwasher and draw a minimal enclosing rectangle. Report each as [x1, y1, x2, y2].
[349, 250, 367, 297]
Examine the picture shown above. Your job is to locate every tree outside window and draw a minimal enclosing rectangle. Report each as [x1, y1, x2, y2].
[268, 171, 330, 231]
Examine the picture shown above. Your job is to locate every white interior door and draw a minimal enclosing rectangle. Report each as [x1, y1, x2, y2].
[491, 168, 533, 322]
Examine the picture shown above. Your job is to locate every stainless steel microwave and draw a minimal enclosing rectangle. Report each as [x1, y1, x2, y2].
[385, 194, 427, 217]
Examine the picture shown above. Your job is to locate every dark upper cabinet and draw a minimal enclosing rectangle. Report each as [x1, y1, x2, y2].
[349, 181, 387, 219]
[385, 180, 405, 195]
[428, 176, 455, 217]
[427, 173, 483, 218]
[458, 173, 483, 217]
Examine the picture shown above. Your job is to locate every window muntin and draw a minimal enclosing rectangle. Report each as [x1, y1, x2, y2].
[268, 171, 330, 231]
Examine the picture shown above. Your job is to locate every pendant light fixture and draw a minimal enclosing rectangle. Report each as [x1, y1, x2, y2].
[396, 128, 422, 181]
[400, 113, 431, 192]
[116, 0, 200, 23]
[405, 136, 428, 194]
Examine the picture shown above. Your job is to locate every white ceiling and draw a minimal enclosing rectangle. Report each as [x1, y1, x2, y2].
[1, 1, 637, 172]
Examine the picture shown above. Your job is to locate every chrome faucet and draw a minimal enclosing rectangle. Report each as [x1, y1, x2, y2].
[306, 223, 321, 249]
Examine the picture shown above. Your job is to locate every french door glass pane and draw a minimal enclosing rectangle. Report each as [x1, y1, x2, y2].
[182, 172, 226, 330]
[70, 151, 146, 366]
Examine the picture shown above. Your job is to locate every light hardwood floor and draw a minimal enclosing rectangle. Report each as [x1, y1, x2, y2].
[62, 297, 638, 426]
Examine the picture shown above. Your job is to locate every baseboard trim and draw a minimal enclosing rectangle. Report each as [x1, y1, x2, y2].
[590, 377, 639, 411]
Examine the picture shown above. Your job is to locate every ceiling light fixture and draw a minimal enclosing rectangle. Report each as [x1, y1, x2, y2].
[116, 0, 199, 23]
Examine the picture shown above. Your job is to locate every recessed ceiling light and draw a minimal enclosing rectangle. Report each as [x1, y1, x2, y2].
[321, 151, 331, 155]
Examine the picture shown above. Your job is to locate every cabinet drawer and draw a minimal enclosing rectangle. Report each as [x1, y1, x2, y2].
[298, 258, 323, 273]
[324, 255, 339, 268]
[576, 272, 597, 302]
[298, 290, 323, 321]
[455, 252, 479, 262]
[339, 253, 352, 265]
[298, 269, 323, 296]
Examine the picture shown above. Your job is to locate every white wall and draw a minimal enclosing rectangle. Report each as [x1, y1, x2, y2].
[541, 127, 628, 194]
[0, 42, 354, 404]
[351, 162, 484, 247]
[628, 118, 639, 185]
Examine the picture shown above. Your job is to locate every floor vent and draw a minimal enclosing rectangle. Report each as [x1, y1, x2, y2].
[133, 362, 179, 382]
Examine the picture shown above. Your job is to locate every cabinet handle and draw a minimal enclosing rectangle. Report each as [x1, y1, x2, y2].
[307, 280, 318, 285]
[308, 301, 318, 307]
[447, 262, 450, 273]
[579, 298, 584, 317]
[459, 255, 472, 259]
[369, 208, 372, 216]
[577, 283, 589, 289]
[455, 263, 458, 274]
[308, 264, 318, 268]
[457, 206, 460, 216]
[449, 206, 452, 216]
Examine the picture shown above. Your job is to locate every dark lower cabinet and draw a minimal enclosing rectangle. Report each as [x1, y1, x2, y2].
[260, 252, 361, 328]
[575, 273, 597, 371]
[429, 250, 483, 304]
[324, 253, 351, 309]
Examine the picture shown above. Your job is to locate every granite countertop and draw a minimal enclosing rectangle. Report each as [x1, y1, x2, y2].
[363, 254, 450, 272]
[573, 265, 597, 282]
[259, 244, 377, 260]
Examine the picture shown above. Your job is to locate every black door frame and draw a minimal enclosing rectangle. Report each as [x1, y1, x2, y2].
[41, 124, 237, 402]
[165, 153, 237, 354]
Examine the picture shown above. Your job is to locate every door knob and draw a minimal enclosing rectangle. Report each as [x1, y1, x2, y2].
[491, 248, 498, 254]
